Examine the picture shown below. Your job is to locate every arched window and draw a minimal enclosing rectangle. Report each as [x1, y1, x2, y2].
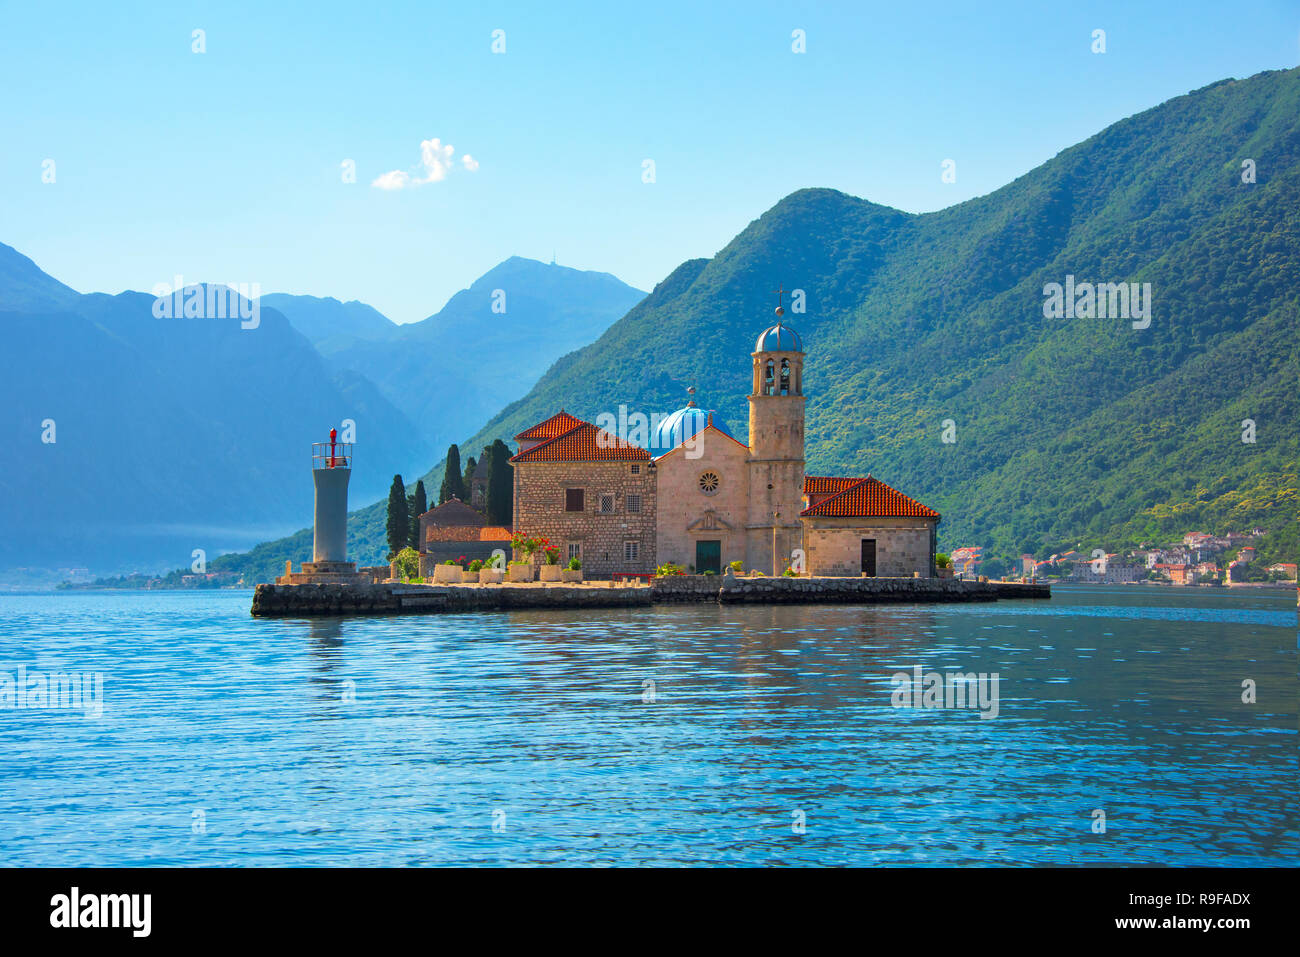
[779, 359, 790, 395]
[764, 360, 775, 395]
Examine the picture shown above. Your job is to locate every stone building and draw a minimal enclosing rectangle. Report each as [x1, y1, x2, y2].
[509, 415, 657, 578]
[798, 476, 940, 577]
[509, 299, 941, 579]
[469, 450, 490, 510]
[416, 498, 513, 576]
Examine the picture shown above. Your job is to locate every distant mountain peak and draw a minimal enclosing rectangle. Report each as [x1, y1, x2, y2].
[0, 241, 81, 312]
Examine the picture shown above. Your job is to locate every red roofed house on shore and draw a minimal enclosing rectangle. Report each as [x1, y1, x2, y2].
[508, 290, 943, 578]
[799, 475, 940, 577]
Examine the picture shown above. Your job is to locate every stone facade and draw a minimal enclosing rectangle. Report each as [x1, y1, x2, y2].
[512, 460, 657, 578]
[801, 516, 937, 578]
[654, 424, 751, 573]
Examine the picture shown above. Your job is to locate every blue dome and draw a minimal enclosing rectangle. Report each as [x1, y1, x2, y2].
[649, 405, 738, 457]
[650, 406, 709, 457]
[755, 322, 802, 352]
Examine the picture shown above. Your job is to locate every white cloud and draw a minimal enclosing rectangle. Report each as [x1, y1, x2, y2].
[371, 170, 411, 191]
[371, 137, 479, 190]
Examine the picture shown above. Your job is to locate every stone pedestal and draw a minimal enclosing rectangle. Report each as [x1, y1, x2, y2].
[276, 561, 370, 585]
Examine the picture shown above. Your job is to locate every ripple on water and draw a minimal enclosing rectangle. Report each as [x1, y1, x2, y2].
[0, 588, 1294, 866]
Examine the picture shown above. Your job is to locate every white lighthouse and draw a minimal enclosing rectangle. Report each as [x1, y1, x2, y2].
[276, 428, 370, 585]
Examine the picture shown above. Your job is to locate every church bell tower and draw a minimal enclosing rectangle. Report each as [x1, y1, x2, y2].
[746, 287, 806, 574]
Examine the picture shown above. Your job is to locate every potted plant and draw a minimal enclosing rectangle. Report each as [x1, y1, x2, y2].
[433, 559, 463, 584]
[935, 553, 954, 579]
[538, 543, 563, 581]
[507, 560, 534, 583]
[476, 557, 504, 584]
[510, 532, 544, 566]
[654, 562, 687, 577]
[561, 557, 583, 583]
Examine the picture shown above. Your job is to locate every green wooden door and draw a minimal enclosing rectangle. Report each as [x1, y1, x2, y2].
[695, 540, 721, 575]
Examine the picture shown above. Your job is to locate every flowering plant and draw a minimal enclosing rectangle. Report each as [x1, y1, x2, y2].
[510, 533, 543, 557]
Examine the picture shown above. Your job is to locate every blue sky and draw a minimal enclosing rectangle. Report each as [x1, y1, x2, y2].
[2, 1, 1296, 323]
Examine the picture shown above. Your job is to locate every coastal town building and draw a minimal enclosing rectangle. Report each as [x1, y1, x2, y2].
[508, 302, 940, 579]
[1267, 562, 1298, 581]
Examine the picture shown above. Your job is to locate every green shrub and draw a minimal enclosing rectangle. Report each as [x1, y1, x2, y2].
[391, 547, 420, 581]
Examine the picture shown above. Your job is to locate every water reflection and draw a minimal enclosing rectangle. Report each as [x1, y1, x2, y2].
[0, 588, 1293, 866]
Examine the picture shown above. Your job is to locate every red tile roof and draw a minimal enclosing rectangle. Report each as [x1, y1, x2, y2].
[803, 476, 864, 495]
[420, 498, 484, 527]
[511, 421, 651, 463]
[800, 475, 940, 519]
[514, 410, 587, 442]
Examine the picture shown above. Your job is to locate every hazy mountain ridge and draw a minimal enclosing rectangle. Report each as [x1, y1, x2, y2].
[59, 68, 1300, 581]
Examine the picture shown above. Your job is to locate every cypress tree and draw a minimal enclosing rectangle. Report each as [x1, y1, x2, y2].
[386, 474, 408, 559]
[439, 444, 465, 504]
[484, 439, 514, 526]
[462, 455, 476, 504]
[408, 479, 427, 549]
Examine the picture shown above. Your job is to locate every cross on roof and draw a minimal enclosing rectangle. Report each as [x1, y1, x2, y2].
[772, 284, 786, 311]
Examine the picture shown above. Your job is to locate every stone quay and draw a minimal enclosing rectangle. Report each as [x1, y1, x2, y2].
[251, 574, 1049, 617]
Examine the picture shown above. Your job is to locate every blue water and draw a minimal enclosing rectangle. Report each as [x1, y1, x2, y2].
[0, 585, 1294, 866]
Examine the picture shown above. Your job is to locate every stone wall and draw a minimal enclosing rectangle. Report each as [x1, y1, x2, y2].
[252, 581, 654, 617]
[801, 516, 937, 578]
[512, 460, 657, 578]
[716, 575, 1046, 603]
[252, 576, 1049, 617]
[649, 574, 724, 601]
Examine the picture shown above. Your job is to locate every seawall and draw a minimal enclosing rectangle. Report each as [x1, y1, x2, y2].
[251, 576, 1049, 617]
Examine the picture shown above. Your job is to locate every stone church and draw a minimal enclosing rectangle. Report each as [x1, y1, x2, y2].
[510, 302, 940, 578]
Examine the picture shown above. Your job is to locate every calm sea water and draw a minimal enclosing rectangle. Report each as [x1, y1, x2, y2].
[0, 585, 1294, 866]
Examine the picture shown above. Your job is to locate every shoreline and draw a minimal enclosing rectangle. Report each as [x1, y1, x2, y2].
[251, 576, 1051, 618]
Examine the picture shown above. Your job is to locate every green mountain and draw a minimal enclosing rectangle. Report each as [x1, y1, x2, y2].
[218, 67, 1300, 581]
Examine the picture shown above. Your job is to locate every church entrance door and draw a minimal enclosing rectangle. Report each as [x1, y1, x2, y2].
[861, 539, 877, 577]
[695, 540, 721, 575]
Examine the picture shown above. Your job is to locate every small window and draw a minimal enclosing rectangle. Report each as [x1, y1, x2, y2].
[698, 471, 720, 495]
[624, 541, 639, 563]
[565, 488, 584, 512]
[599, 494, 615, 514]
[626, 493, 642, 514]
[630, 464, 641, 475]
[567, 544, 581, 561]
